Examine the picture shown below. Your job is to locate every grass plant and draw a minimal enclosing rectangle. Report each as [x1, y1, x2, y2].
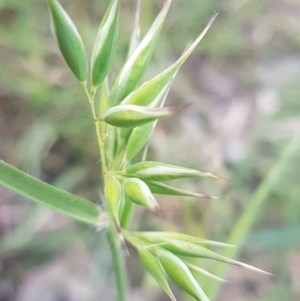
[0, 1, 273, 300]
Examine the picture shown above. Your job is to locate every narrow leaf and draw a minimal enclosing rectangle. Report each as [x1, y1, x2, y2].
[46, 0, 88, 82]
[157, 249, 210, 301]
[123, 177, 160, 215]
[125, 161, 223, 181]
[102, 104, 186, 128]
[91, 0, 120, 88]
[0, 161, 101, 225]
[139, 248, 177, 301]
[122, 13, 218, 107]
[109, 0, 172, 105]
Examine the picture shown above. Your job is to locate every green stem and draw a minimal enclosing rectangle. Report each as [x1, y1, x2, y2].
[120, 197, 135, 229]
[106, 228, 128, 301]
[82, 82, 108, 174]
[82, 82, 128, 301]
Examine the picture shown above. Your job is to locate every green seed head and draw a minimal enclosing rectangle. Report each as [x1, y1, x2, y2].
[125, 122, 157, 163]
[109, 0, 172, 105]
[123, 177, 160, 215]
[125, 161, 222, 181]
[102, 104, 183, 128]
[124, 80, 174, 162]
[46, 0, 88, 82]
[91, 0, 120, 88]
[157, 248, 210, 301]
[41, 2, 272, 300]
[119, 13, 218, 107]
[104, 176, 124, 230]
[138, 248, 177, 301]
[136, 231, 234, 248]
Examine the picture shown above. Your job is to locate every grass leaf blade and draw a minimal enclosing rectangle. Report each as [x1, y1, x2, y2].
[0, 161, 101, 225]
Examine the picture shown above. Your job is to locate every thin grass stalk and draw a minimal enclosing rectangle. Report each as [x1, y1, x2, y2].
[83, 82, 128, 301]
[206, 136, 300, 300]
[106, 227, 128, 301]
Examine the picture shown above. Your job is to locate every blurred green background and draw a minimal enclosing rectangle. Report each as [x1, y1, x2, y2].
[1, 0, 300, 300]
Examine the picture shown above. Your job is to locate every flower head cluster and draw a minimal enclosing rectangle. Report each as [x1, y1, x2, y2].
[47, 0, 269, 299]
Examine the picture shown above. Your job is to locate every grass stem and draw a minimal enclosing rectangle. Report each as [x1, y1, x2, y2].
[106, 227, 128, 301]
[206, 136, 300, 300]
[82, 82, 128, 301]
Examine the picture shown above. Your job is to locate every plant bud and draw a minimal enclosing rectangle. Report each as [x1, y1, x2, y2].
[143, 235, 271, 275]
[125, 122, 156, 162]
[104, 176, 123, 231]
[109, 0, 172, 105]
[102, 104, 183, 128]
[157, 249, 210, 301]
[91, 0, 120, 88]
[125, 79, 173, 162]
[124, 177, 160, 215]
[136, 231, 233, 248]
[138, 248, 177, 301]
[160, 239, 269, 274]
[122, 13, 218, 107]
[46, 0, 87, 82]
[125, 161, 222, 181]
[156, 238, 229, 260]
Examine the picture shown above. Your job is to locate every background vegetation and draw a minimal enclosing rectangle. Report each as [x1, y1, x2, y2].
[1, 0, 300, 300]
